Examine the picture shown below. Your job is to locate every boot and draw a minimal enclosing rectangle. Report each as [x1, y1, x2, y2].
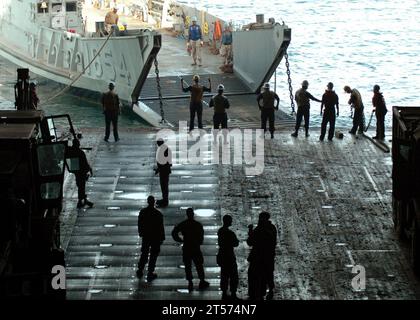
[198, 280, 210, 290]
[188, 280, 194, 292]
[305, 131, 310, 137]
[84, 199, 94, 208]
[147, 273, 157, 282]
[221, 291, 229, 300]
[291, 132, 298, 138]
[136, 269, 143, 279]
[156, 199, 168, 208]
[231, 292, 241, 300]
[77, 200, 84, 209]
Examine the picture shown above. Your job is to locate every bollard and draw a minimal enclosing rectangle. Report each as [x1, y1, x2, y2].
[256, 14, 264, 24]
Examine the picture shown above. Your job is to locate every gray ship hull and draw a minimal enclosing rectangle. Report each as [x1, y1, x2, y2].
[0, 0, 162, 126]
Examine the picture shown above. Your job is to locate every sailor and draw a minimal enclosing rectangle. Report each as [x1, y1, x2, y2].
[372, 84, 387, 140]
[188, 16, 203, 66]
[154, 138, 172, 208]
[220, 25, 233, 66]
[209, 84, 230, 143]
[181, 75, 211, 133]
[257, 83, 280, 139]
[119, 22, 128, 36]
[29, 82, 39, 110]
[68, 139, 94, 209]
[172, 208, 210, 292]
[344, 85, 365, 134]
[136, 195, 165, 282]
[217, 215, 240, 300]
[247, 211, 277, 300]
[291, 80, 322, 138]
[319, 82, 339, 141]
[101, 82, 120, 142]
[105, 7, 119, 34]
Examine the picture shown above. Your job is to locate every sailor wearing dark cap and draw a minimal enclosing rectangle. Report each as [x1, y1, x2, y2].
[319, 82, 339, 141]
[101, 82, 120, 142]
[371, 84, 387, 140]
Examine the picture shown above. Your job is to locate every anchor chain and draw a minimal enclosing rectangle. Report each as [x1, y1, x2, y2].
[154, 56, 165, 123]
[284, 51, 296, 116]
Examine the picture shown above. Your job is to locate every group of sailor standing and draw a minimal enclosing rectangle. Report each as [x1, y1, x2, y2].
[171, 75, 388, 143]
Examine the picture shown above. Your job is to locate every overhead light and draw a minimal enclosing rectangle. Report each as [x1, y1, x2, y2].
[41, 2, 48, 9]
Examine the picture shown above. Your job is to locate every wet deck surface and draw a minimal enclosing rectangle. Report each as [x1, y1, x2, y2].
[64, 132, 223, 299]
[61, 128, 420, 300]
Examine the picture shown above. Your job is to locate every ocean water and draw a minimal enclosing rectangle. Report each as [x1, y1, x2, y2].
[1, 0, 419, 129]
[0, 62, 146, 128]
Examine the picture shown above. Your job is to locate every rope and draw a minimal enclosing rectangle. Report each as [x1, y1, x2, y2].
[43, 30, 114, 105]
[364, 110, 375, 132]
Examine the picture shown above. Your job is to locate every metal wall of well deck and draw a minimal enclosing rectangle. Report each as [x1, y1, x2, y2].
[65, 133, 223, 300]
[141, 74, 295, 128]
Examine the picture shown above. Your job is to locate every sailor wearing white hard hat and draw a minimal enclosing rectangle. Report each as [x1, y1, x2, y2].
[209, 83, 230, 143]
[257, 82, 280, 139]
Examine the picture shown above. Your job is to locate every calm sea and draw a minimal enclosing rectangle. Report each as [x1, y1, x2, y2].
[1, 0, 419, 128]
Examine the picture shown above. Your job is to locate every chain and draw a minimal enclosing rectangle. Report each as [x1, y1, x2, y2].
[154, 56, 165, 123]
[284, 51, 296, 116]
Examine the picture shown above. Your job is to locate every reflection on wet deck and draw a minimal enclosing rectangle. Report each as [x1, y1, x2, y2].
[65, 132, 222, 300]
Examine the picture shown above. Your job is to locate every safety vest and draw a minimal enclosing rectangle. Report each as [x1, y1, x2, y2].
[189, 25, 202, 41]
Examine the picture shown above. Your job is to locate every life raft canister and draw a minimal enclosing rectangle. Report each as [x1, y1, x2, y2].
[213, 20, 222, 40]
[185, 16, 190, 26]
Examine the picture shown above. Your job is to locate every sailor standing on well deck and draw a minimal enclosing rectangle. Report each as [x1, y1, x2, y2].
[102, 83, 120, 142]
[372, 84, 387, 140]
[209, 84, 230, 143]
[257, 83, 280, 139]
[136, 196, 165, 282]
[217, 215, 240, 300]
[291, 80, 321, 138]
[319, 82, 339, 141]
[344, 85, 365, 134]
[181, 75, 211, 133]
[172, 208, 210, 292]
[154, 138, 172, 208]
[67, 139, 94, 209]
